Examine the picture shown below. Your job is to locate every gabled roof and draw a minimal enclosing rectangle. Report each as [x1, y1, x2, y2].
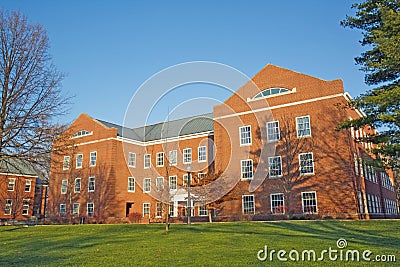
[0, 158, 39, 177]
[96, 113, 213, 142]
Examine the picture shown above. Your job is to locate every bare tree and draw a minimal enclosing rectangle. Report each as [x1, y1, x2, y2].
[0, 10, 70, 178]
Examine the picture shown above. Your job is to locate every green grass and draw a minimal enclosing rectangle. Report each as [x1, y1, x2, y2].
[0, 220, 399, 266]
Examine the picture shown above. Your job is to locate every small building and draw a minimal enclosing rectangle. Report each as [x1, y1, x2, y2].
[48, 64, 398, 223]
[0, 159, 45, 222]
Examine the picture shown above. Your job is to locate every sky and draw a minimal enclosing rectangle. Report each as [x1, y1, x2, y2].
[1, 0, 369, 127]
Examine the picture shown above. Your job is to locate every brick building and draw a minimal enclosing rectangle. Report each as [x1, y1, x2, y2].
[48, 64, 398, 223]
[0, 159, 46, 222]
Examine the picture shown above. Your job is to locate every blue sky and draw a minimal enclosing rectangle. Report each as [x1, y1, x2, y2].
[1, 1, 368, 126]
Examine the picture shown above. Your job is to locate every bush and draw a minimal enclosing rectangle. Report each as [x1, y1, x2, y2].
[128, 212, 142, 223]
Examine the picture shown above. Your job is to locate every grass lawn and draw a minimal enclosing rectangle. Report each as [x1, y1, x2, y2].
[0, 220, 399, 266]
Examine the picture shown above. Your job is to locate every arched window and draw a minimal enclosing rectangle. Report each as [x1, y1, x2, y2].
[254, 88, 291, 99]
[73, 130, 91, 137]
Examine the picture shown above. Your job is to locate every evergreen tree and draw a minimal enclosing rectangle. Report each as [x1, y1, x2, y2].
[340, 0, 400, 171]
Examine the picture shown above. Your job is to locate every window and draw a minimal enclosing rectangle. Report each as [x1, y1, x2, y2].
[254, 88, 291, 99]
[73, 130, 91, 138]
[76, 154, 83, 169]
[128, 152, 136, 167]
[143, 203, 150, 217]
[239, 125, 252, 145]
[169, 202, 176, 217]
[4, 199, 12, 215]
[156, 202, 163, 218]
[8, 178, 15, 191]
[267, 121, 280, 142]
[90, 151, 97, 166]
[25, 179, 32, 192]
[183, 174, 188, 186]
[22, 199, 30, 215]
[156, 177, 164, 192]
[87, 202, 94, 217]
[198, 146, 207, 162]
[169, 150, 177, 166]
[143, 178, 151, 193]
[74, 178, 81, 193]
[241, 159, 253, 180]
[156, 152, 164, 167]
[242, 195, 255, 214]
[169, 176, 177, 190]
[299, 152, 314, 175]
[73, 203, 80, 216]
[144, 154, 151, 168]
[198, 172, 207, 182]
[183, 148, 192, 164]
[268, 156, 282, 177]
[270, 193, 285, 214]
[199, 206, 208, 216]
[59, 204, 66, 216]
[88, 177, 95, 192]
[296, 116, 311, 137]
[302, 191, 317, 213]
[128, 177, 135, 192]
[61, 179, 68, 194]
[353, 153, 359, 176]
[63, 156, 70, 170]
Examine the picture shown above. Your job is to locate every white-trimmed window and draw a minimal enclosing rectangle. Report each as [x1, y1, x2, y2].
[63, 156, 70, 170]
[74, 178, 81, 193]
[169, 202, 176, 217]
[242, 195, 255, 214]
[59, 204, 66, 216]
[87, 202, 94, 217]
[90, 151, 97, 166]
[76, 154, 83, 169]
[198, 146, 207, 162]
[143, 178, 151, 193]
[156, 177, 164, 191]
[22, 199, 30, 215]
[128, 177, 135, 192]
[8, 178, 15, 191]
[183, 174, 187, 186]
[156, 152, 164, 167]
[61, 179, 68, 194]
[198, 172, 207, 182]
[302, 191, 317, 213]
[144, 154, 151, 169]
[239, 125, 252, 146]
[270, 193, 285, 214]
[4, 199, 12, 215]
[88, 177, 95, 192]
[241, 159, 253, 180]
[143, 203, 150, 217]
[299, 152, 314, 175]
[156, 202, 163, 218]
[354, 153, 359, 176]
[199, 206, 208, 216]
[128, 152, 136, 167]
[268, 156, 282, 177]
[25, 179, 32, 192]
[169, 175, 177, 190]
[183, 148, 192, 164]
[169, 150, 177, 166]
[267, 121, 280, 142]
[296, 116, 311, 137]
[73, 203, 80, 216]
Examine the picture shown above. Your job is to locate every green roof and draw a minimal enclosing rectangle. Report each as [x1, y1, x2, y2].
[97, 113, 214, 142]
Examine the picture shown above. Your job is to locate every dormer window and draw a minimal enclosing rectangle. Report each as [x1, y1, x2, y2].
[249, 87, 296, 102]
[73, 130, 92, 138]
